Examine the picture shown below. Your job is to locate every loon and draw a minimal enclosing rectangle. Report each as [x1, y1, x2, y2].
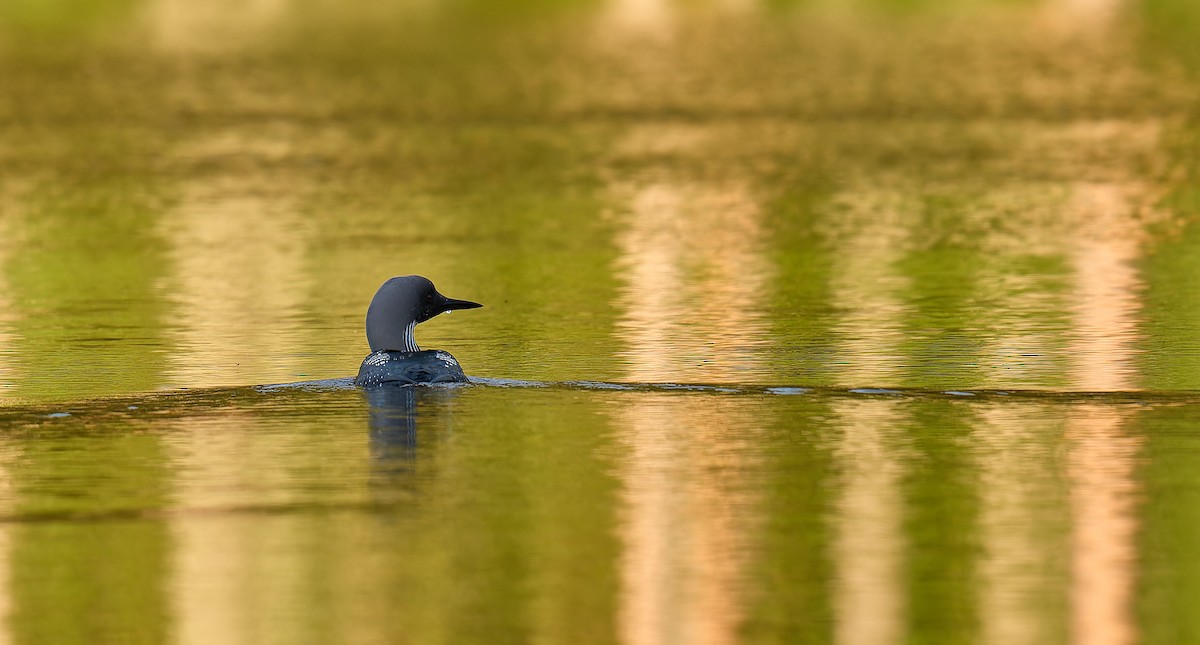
[354, 276, 482, 387]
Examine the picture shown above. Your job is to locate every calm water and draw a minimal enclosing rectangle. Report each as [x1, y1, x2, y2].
[2, 0, 1200, 643]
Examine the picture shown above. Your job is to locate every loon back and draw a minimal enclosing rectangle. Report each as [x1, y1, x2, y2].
[355, 350, 469, 387]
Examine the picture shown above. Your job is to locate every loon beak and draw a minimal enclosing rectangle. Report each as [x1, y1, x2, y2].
[439, 295, 483, 313]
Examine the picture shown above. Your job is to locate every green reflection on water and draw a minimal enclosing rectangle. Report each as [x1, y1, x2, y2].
[0, 0, 139, 36]
[765, 182, 839, 386]
[2, 405, 171, 644]
[904, 402, 981, 640]
[3, 182, 169, 402]
[1139, 405, 1200, 645]
[1141, 0, 1200, 74]
[1142, 118, 1200, 391]
[12, 521, 169, 645]
[741, 396, 837, 644]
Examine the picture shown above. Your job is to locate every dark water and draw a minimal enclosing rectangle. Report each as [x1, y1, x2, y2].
[3, 0, 1200, 643]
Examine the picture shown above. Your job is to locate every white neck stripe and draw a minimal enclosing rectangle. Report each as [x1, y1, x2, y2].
[404, 321, 419, 352]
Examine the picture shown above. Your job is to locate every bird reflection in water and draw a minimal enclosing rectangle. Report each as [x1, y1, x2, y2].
[363, 385, 465, 494]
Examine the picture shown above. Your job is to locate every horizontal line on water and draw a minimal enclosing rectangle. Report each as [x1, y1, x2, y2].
[0, 500, 410, 526]
[3, 377, 1196, 419]
[468, 377, 1200, 404]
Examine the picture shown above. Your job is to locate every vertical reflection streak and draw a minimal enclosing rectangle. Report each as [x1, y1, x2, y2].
[830, 400, 905, 645]
[0, 201, 26, 637]
[976, 405, 1066, 645]
[1068, 183, 1142, 393]
[616, 399, 685, 645]
[167, 417, 304, 645]
[160, 178, 306, 388]
[613, 397, 762, 645]
[1066, 182, 1143, 645]
[0, 215, 15, 403]
[614, 179, 771, 383]
[1066, 406, 1141, 645]
[0, 443, 14, 645]
[172, 514, 260, 645]
[827, 195, 911, 387]
[612, 169, 768, 644]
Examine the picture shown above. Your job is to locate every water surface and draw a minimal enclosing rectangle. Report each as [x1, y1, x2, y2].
[2, 0, 1200, 643]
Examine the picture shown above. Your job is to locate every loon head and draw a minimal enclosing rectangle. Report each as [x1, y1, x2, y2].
[365, 276, 482, 353]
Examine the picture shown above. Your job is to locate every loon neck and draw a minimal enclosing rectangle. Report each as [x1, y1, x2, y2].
[402, 320, 419, 352]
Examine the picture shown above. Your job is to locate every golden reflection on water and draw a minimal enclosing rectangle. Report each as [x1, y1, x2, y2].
[143, 0, 287, 54]
[1067, 182, 1145, 392]
[598, 0, 673, 41]
[976, 405, 1067, 645]
[1063, 190, 1143, 644]
[0, 442, 13, 645]
[611, 395, 762, 645]
[1066, 406, 1141, 645]
[613, 176, 772, 383]
[171, 515, 306, 645]
[167, 416, 292, 645]
[1063, 182, 1143, 644]
[830, 399, 906, 645]
[0, 215, 14, 404]
[159, 176, 308, 389]
[164, 413, 371, 645]
[826, 191, 912, 386]
[1041, 0, 1124, 32]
